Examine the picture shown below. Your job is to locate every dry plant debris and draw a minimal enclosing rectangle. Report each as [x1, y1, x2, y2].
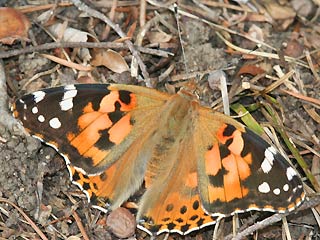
[0, 0, 319, 239]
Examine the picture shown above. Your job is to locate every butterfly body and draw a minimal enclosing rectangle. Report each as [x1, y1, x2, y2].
[13, 83, 305, 235]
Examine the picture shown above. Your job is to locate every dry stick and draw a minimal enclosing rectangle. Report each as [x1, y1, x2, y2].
[200, 0, 254, 12]
[71, 0, 151, 86]
[140, 0, 147, 27]
[224, 195, 320, 240]
[305, 49, 320, 83]
[133, 12, 173, 82]
[101, 0, 117, 40]
[216, 32, 309, 69]
[0, 198, 48, 240]
[280, 89, 320, 106]
[72, 211, 90, 240]
[147, 0, 276, 51]
[40, 53, 93, 71]
[17, 2, 73, 13]
[0, 41, 171, 59]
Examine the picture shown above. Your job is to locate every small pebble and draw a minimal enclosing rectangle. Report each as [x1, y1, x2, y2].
[106, 207, 136, 238]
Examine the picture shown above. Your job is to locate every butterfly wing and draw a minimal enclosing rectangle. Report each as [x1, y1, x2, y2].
[13, 83, 171, 207]
[13, 84, 305, 236]
[137, 130, 217, 235]
[195, 108, 305, 216]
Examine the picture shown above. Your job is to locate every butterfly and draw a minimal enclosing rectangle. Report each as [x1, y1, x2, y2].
[12, 83, 305, 235]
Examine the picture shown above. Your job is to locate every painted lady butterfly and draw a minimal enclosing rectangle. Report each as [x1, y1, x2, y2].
[13, 83, 305, 235]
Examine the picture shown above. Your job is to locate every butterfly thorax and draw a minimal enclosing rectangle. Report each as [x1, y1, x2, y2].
[145, 93, 199, 180]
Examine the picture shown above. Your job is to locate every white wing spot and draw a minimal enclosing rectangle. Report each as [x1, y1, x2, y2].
[258, 182, 270, 193]
[31, 106, 38, 114]
[283, 184, 289, 192]
[269, 146, 277, 154]
[286, 167, 297, 181]
[60, 99, 74, 111]
[63, 88, 77, 99]
[64, 84, 76, 91]
[59, 85, 77, 111]
[32, 91, 46, 103]
[49, 117, 61, 129]
[38, 115, 45, 122]
[273, 188, 280, 195]
[293, 187, 298, 193]
[261, 147, 275, 173]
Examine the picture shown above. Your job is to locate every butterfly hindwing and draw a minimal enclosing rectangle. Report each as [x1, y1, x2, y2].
[194, 109, 305, 215]
[137, 125, 217, 235]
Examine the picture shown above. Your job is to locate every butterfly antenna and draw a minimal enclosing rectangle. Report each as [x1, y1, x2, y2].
[174, 3, 189, 74]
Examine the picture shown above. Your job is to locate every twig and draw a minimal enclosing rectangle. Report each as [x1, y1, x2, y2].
[16, 2, 73, 13]
[224, 195, 320, 240]
[133, 12, 173, 83]
[280, 89, 320, 106]
[216, 32, 309, 69]
[262, 70, 294, 94]
[20, 64, 61, 91]
[72, 211, 90, 240]
[147, 0, 276, 51]
[305, 49, 320, 82]
[140, 0, 147, 27]
[0, 197, 49, 240]
[40, 53, 93, 71]
[0, 41, 171, 59]
[71, 0, 151, 86]
[101, 0, 117, 40]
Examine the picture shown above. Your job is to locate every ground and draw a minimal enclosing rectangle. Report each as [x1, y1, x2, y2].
[0, 0, 319, 239]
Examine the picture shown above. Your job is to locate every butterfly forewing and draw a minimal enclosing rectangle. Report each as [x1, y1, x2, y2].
[13, 83, 305, 236]
[13, 84, 168, 173]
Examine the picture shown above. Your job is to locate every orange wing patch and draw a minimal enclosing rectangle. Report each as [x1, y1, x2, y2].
[139, 193, 217, 235]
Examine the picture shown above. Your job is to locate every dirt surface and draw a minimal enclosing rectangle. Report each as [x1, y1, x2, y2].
[0, 0, 319, 239]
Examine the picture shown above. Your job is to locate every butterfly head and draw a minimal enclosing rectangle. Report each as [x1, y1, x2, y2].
[177, 78, 200, 101]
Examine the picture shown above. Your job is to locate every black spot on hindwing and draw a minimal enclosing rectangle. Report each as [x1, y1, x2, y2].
[219, 143, 230, 159]
[223, 124, 236, 137]
[180, 206, 187, 214]
[166, 204, 174, 212]
[192, 200, 199, 210]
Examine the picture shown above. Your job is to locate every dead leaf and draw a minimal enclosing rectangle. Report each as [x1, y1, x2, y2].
[263, 2, 296, 20]
[284, 39, 304, 58]
[237, 65, 266, 76]
[291, 0, 314, 17]
[246, 24, 264, 42]
[147, 31, 172, 44]
[0, 7, 30, 45]
[48, 23, 89, 42]
[246, 12, 272, 22]
[91, 49, 129, 73]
